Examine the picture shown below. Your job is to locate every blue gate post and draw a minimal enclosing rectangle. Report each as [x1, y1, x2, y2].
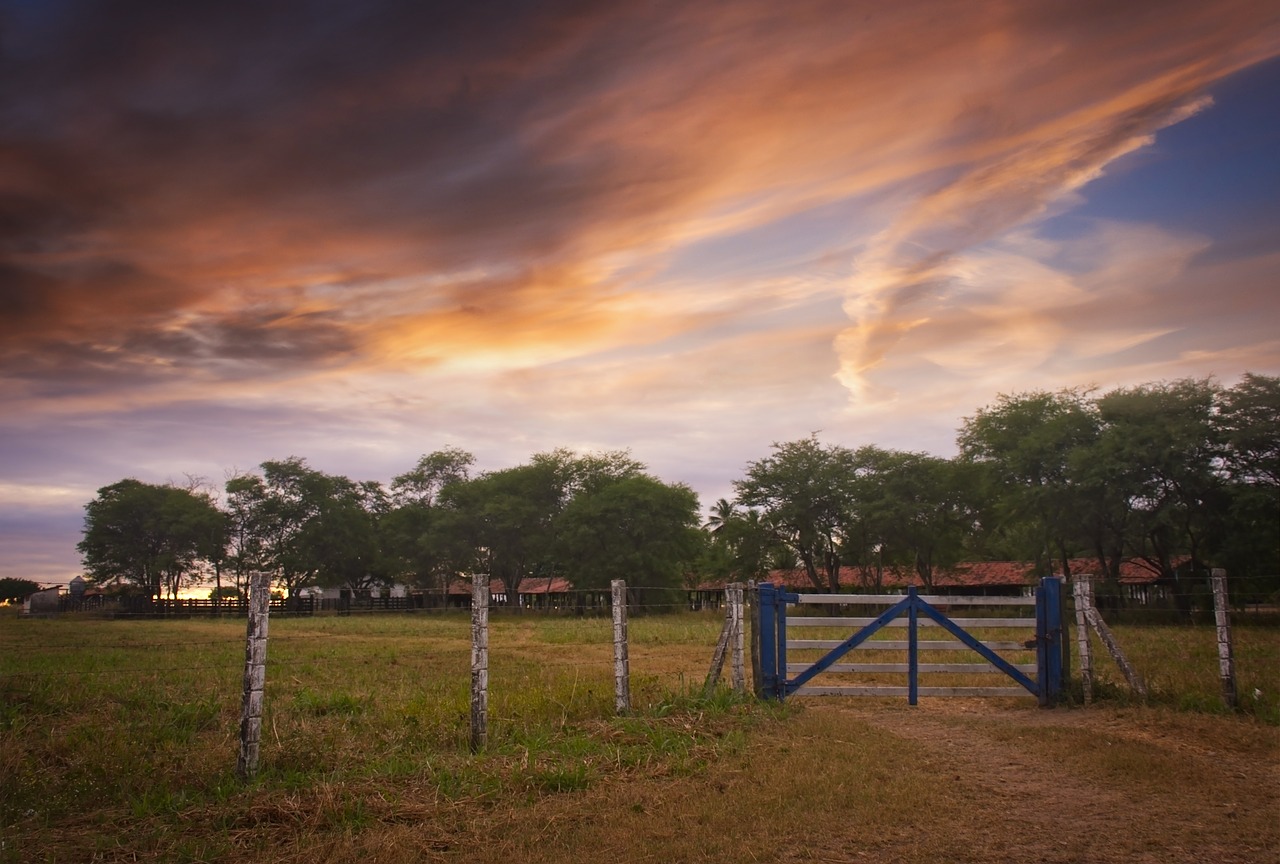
[758, 584, 780, 699]
[907, 587, 919, 706]
[776, 592, 791, 699]
[1035, 577, 1065, 706]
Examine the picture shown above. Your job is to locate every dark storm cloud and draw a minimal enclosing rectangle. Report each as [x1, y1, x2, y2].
[1, 0, 1278, 594]
[2, 309, 358, 400]
[0, 0, 711, 390]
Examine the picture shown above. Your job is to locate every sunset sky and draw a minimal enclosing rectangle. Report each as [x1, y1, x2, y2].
[3, 0, 1279, 587]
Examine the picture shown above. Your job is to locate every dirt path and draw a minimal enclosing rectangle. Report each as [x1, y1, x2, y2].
[786, 700, 1280, 863]
[449, 700, 1278, 864]
[170, 698, 1278, 864]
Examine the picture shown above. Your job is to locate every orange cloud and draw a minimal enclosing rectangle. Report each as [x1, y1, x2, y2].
[2, 0, 1277, 421]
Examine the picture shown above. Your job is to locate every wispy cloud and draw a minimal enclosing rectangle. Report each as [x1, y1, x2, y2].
[2, 0, 1278, 581]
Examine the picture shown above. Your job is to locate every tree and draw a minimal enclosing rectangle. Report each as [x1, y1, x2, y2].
[958, 389, 1100, 577]
[432, 449, 649, 604]
[1217, 374, 1280, 601]
[304, 477, 389, 593]
[734, 436, 860, 591]
[224, 472, 272, 599]
[234, 458, 388, 603]
[538, 448, 646, 497]
[848, 447, 978, 589]
[701, 502, 781, 582]
[1219, 373, 1280, 488]
[0, 578, 42, 604]
[436, 460, 565, 604]
[383, 449, 475, 596]
[391, 448, 475, 507]
[78, 479, 224, 598]
[704, 498, 737, 535]
[1092, 379, 1225, 589]
[208, 585, 241, 602]
[556, 475, 702, 599]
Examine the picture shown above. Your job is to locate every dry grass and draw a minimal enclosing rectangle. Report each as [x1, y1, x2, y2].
[2, 609, 1278, 863]
[1083, 621, 1280, 721]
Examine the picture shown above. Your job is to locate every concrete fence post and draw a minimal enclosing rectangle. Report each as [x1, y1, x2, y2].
[1072, 575, 1095, 705]
[611, 579, 631, 714]
[470, 576, 489, 753]
[730, 583, 746, 694]
[1077, 573, 1146, 699]
[1210, 568, 1237, 710]
[236, 570, 270, 781]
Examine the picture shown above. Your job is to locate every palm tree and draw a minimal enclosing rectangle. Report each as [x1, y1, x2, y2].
[704, 498, 738, 534]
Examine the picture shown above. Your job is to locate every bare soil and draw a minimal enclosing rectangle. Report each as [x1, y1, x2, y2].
[451, 700, 1279, 864]
[778, 700, 1280, 863]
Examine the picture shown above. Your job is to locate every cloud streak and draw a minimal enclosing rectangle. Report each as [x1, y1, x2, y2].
[1, 0, 1278, 582]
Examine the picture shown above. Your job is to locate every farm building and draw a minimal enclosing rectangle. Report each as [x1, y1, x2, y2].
[22, 587, 61, 615]
[690, 558, 1167, 605]
[443, 576, 583, 610]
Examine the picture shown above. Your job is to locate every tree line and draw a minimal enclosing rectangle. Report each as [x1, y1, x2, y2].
[713, 374, 1279, 606]
[77, 373, 1279, 606]
[78, 448, 702, 604]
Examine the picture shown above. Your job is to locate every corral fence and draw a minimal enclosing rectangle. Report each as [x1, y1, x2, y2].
[756, 578, 1065, 705]
[45, 587, 718, 617]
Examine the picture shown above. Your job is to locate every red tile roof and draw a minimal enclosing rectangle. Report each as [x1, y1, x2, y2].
[445, 577, 575, 595]
[695, 558, 1165, 592]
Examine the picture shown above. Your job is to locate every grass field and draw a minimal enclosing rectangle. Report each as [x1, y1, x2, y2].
[2, 608, 1277, 863]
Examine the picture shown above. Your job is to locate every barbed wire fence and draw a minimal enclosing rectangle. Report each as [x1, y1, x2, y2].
[1065, 569, 1278, 715]
[3, 572, 1276, 787]
[2, 578, 749, 785]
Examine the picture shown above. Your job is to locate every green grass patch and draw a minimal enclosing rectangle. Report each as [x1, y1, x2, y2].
[2, 607, 1275, 863]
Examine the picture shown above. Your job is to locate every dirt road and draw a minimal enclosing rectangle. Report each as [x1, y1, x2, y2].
[462, 700, 1279, 864]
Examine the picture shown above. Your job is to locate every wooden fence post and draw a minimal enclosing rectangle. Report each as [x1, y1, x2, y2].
[703, 582, 746, 697]
[236, 570, 270, 781]
[611, 579, 631, 714]
[702, 588, 733, 697]
[1210, 568, 1238, 710]
[1072, 575, 1094, 705]
[470, 576, 489, 753]
[1078, 575, 1146, 699]
[730, 583, 746, 694]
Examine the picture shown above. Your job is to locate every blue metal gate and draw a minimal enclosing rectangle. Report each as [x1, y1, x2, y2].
[758, 578, 1064, 706]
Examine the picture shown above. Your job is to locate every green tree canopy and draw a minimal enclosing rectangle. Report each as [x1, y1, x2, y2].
[77, 479, 224, 598]
[383, 448, 475, 594]
[957, 389, 1100, 576]
[556, 474, 702, 592]
[0, 578, 43, 604]
[734, 436, 860, 591]
[435, 460, 565, 603]
[848, 446, 978, 589]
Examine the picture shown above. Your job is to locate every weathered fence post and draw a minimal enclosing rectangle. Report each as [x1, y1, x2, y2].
[747, 580, 762, 698]
[470, 576, 489, 753]
[704, 582, 747, 698]
[611, 579, 631, 714]
[1210, 568, 1237, 710]
[1072, 575, 1095, 705]
[237, 570, 270, 781]
[1077, 574, 1146, 699]
[703, 583, 734, 697]
[730, 583, 746, 694]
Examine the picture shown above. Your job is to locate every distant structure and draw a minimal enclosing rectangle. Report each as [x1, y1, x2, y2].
[23, 587, 61, 615]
